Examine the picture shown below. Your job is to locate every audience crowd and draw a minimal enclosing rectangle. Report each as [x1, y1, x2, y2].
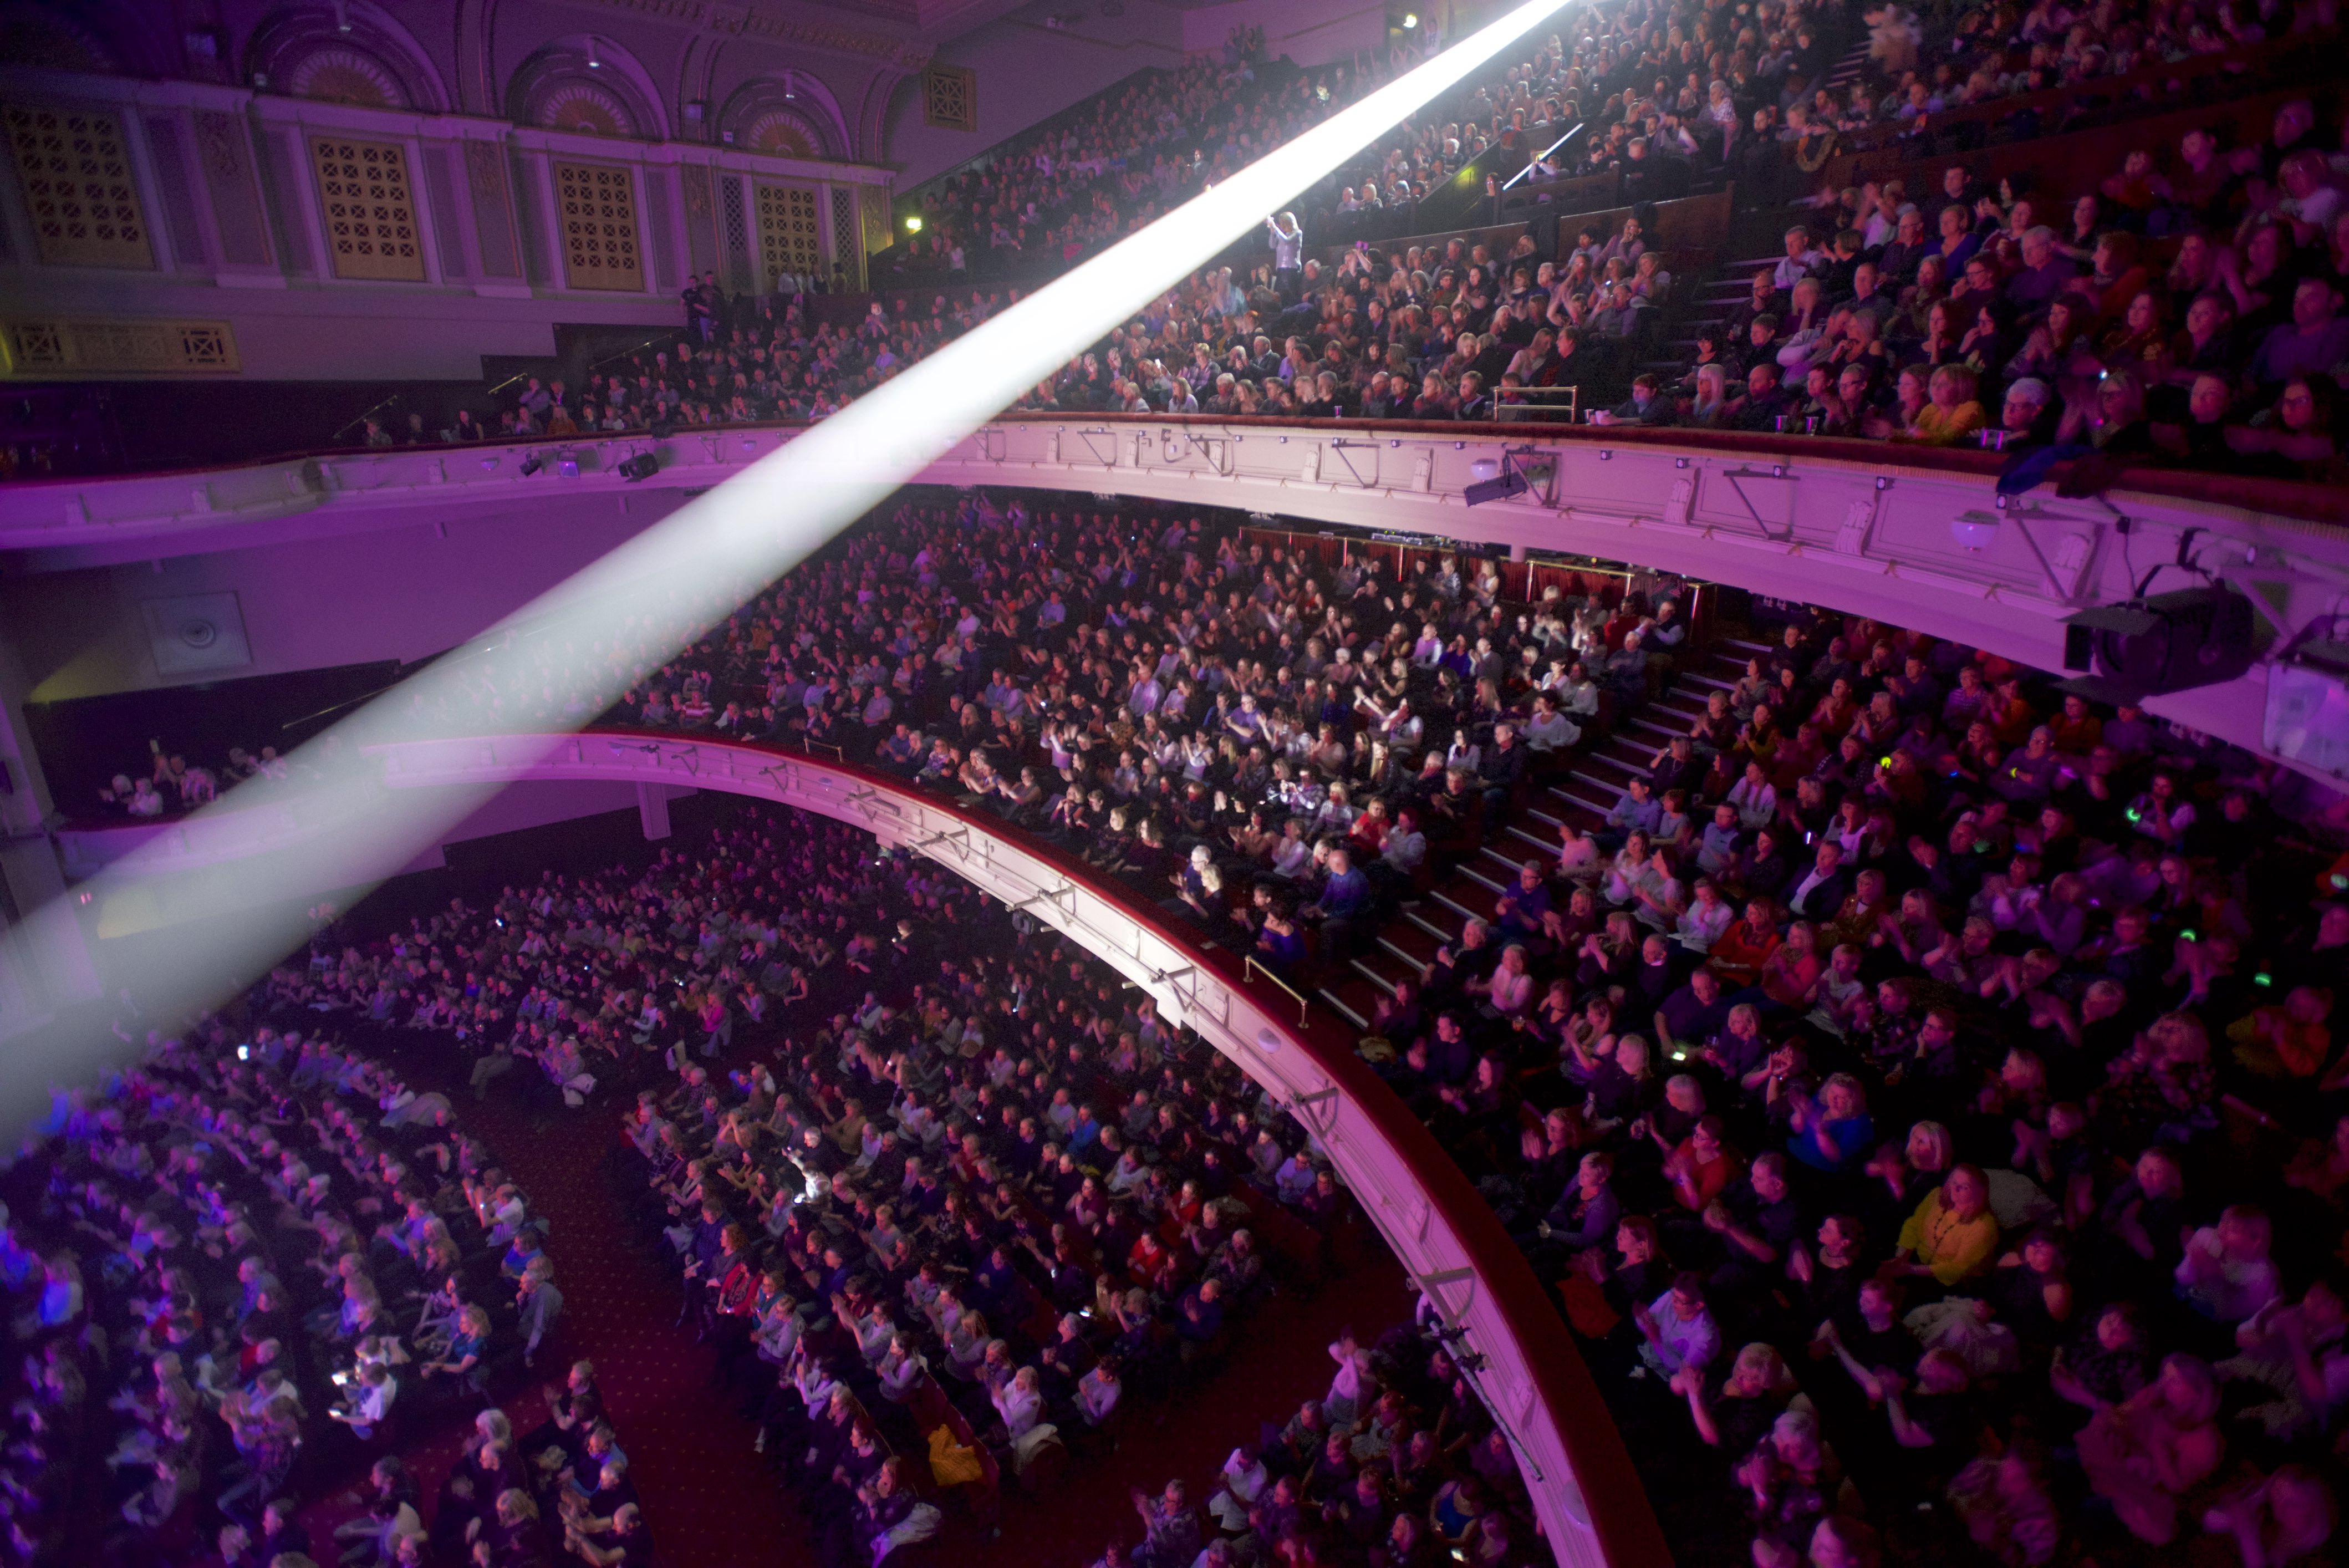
[248, 798, 1546, 1568]
[26, 442, 2349, 1568]
[358, 0, 2345, 493]
[218, 479, 2349, 1568]
[416, 483, 2349, 1568]
[85, 739, 350, 823]
[0, 1017, 624, 1568]
[11, 778, 1550, 1567]
[1311, 600, 2345, 1568]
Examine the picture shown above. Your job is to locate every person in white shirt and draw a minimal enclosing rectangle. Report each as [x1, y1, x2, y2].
[1265, 211, 1304, 294]
[1523, 695, 1581, 753]
[1323, 1334, 1375, 1424]
[1380, 811, 1428, 879]
[1378, 700, 1425, 754]
[1556, 822, 1602, 883]
[1635, 1273, 1721, 1376]
[1727, 763, 1778, 831]
[992, 1365, 1045, 1439]
[1674, 878, 1735, 951]
[1206, 1446, 1267, 1533]
[1545, 661, 1601, 717]
[1077, 1356, 1122, 1425]
[328, 1360, 395, 1439]
[1270, 821, 1313, 879]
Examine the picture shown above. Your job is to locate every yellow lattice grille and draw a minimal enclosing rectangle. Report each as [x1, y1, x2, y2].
[755, 182, 821, 287]
[1, 317, 238, 378]
[4, 103, 153, 269]
[309, 135, 424, 281]
[553, 160, 642, 291]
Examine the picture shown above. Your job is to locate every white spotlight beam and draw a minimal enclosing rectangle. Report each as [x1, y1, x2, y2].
[11, 0, 1576, 1124]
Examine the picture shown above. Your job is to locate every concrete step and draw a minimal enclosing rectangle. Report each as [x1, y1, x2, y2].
[1378, 924, 1443, 972]
[1316, 980, 1376, 1031]
[1502, 823, 1556, 858]
[1459, 860, 1511, 895]
[1429, 880, 1492, 928]
[1479, 843, 1535, 880]
[1404, 905, 1465, 945]
[1550, 783, 1617, 818]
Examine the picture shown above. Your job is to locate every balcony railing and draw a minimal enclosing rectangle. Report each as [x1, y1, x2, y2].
[8, 415, 2344, 791]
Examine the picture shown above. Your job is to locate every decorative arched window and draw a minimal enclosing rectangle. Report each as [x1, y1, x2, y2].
[742, 108, 824, 160]
[245, 6, 448, 112]
[716, 76, 849, 164]
[283, 43, 403, 109]
[507, 38, 665, 142]
[533, 79, 636, 138]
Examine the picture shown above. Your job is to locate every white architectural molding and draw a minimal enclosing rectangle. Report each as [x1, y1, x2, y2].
[53, 782, 388, 879]
[7, 418, 2345, 781]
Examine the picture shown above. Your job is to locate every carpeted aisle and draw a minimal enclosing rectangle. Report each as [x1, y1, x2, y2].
[458, 1086, 806, 1567]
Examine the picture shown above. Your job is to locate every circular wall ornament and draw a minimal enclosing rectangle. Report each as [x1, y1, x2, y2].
[533, 78, 634, 137]
[287, 43, 403, 108]
[743, 108, 822, 159]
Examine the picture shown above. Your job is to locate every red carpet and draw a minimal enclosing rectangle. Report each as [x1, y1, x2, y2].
[297, 1027, 1412, 1568]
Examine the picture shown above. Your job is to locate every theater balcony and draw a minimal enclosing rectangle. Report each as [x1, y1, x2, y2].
[6, 415, 2345, 780]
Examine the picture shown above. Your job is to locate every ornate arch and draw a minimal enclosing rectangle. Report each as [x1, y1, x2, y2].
[244, 4, 450, 111]
[506, 35, 666, 141]
[857, 65, 914, 166]
[715, 74, 848, 162]
[0, 2, 121, 73]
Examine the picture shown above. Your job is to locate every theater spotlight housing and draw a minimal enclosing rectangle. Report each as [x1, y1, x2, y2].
[2058, 585, 2258, 705]
[517, 453, 543, 477]
[1464, 460, 1529, 507]
[616, 451, 661, 482]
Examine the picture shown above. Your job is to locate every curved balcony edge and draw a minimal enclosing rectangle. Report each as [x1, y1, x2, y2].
[342, 729, 1674, 1568]
[13, 415, 2345, 793]
[3, 411, 2346, 528]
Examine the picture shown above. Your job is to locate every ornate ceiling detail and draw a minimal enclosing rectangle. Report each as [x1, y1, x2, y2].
[533, 78, 635, 136]
[550, 0, 933, 69]
[284, 44, 404, 109]
[245, 7, 449, 113]
[742, 107, 820, 157]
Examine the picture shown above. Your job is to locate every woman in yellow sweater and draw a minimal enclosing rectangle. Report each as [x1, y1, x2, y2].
[1901, 365, 1988, 446]
[1894, 1162, 2000, 1289]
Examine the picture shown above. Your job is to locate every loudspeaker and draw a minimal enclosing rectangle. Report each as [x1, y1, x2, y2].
[141, 592, 252, 675]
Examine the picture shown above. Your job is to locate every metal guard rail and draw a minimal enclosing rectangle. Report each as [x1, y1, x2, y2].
[6, 409, 2343, 531]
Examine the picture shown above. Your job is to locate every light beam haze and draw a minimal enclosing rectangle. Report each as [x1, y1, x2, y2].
[7, 0, 1578, 1135]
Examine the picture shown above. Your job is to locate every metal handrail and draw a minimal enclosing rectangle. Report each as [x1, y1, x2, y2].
[1243, 954, 1312, 1027]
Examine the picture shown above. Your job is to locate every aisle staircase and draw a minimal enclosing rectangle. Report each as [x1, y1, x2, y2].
[1313, 633, 1775, 1031]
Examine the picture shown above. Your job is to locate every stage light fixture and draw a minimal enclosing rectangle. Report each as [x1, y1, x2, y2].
[616, 451, 661, 482]
[2058, 585, 2258, 705]
[517, 454, 542, 477]
[1465, 455, 1528, 506]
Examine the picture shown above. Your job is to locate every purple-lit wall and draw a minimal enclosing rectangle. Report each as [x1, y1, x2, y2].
[1179, 0, 1389, 65]
[881, 0, 1393, 189]
[884, 6, 1185, 189]
[2, 491, 685, 703]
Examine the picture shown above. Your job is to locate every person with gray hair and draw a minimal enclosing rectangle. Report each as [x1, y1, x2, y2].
[2007, 225, 2078, 312]
[1999, 376, 2059, 446]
